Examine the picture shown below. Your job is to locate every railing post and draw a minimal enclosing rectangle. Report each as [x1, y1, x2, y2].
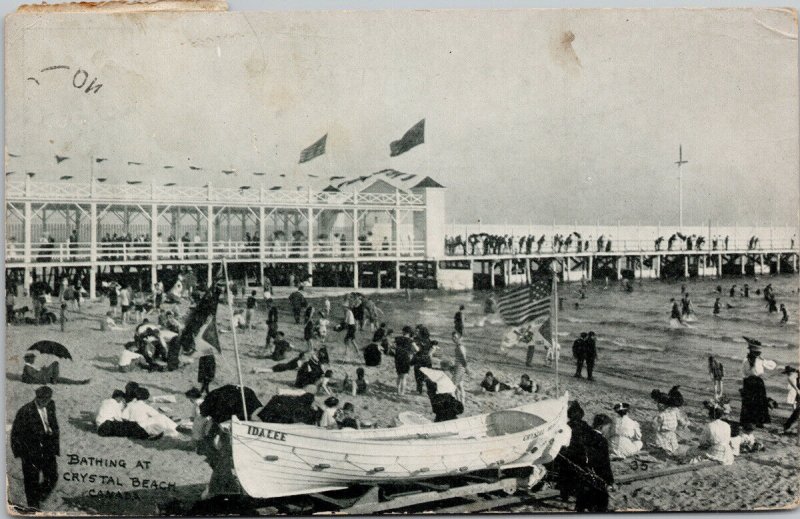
[150, 203, 158, 288]
[23, 201, 32, 295]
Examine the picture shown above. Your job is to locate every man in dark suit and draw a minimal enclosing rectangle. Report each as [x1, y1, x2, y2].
[584, 331, 598, 381]
[21, 353, 59, 385]
[557, 402, 614, 513]
[11, 386, 60, 509]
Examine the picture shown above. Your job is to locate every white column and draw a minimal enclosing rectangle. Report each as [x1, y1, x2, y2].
[89, 203, 98, 299]
[525, 257, 531, 284]
[587, 255, 593, 281]
[150, 204, 158, 288]
[353, 262, 359, 289]
[777, 254, 782, 274]
[207, 205, 214, 261]
[24, 202, 32, 295]
[741, 254, 746, 275]
[683, 256, 689, 278]
[258, 206, 266, 285]
[616, 257, 622, 279]
[395, 261, 401, 289]
[717, 253, 722, 277]
[490, 262, 496, 288]
[639, 255, 644, 279]
[353, 208, 359, 258]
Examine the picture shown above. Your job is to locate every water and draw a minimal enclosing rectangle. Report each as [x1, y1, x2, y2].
[389, 275, 800, 399]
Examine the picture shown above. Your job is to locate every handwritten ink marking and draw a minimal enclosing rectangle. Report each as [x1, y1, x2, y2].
[26, 77, 39, 85]
[67, 454, 127, 468]
[62, 472, 124, 486]
[41, 65, 70, 72]
[85, 77, 103, 94]
[72, 69, 88, 89]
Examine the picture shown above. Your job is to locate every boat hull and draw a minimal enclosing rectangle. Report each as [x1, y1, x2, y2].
[227, 393, 570, 500]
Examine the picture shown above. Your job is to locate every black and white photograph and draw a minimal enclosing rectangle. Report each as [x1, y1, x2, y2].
[3, 2, 799, 515]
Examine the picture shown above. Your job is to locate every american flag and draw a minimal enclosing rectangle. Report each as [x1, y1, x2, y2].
[299, 134, 327, 164]
[496, 278, 552, 327]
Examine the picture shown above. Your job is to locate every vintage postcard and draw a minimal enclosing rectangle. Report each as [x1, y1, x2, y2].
[4, 3, 799, 515]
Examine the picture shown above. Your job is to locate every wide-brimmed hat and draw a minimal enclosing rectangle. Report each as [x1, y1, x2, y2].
[783, 365, 797, 375]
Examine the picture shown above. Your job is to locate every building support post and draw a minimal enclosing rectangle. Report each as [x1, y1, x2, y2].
[23, 202, 32, 295]
[490, 262, 496, 288]
[741, 254, 746, 275]
[307, 208, 314, 286]
[150, 203, 158, 289]
[525, 257, 531, 284]
[717, 253, 722, 277]
[353, 261, 359, 289]
[258, 206, 266, 285]
[89, 202, 98, 299]
[683, 256, 689, 278]
[395, 261, 401, 289]
[587, 255, 594, 281]
[777, 254, 782, 274]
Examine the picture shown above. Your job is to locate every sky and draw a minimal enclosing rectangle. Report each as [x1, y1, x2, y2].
[4, 7, 799, 226]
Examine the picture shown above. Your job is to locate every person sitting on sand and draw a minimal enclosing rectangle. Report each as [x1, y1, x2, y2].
[22, 352, 59, 384]
[122, 387, 180, 439]
[104, 311, 123, 330]
[344, 367, 368, 396]
[271, 332, 292, 361]
[319, 369, 335, 396]
[514, 374, 537, 394]
[257, 385, 320, 425]
[118, 342, 148, 372]
[258, 352, 305, 374]
[650, 386, 690, 454]
[686, 404, 734, 466]
[295, 350, 324, 389]
[319, 396, 339, 429]
[480, 371, 511, 393]
[363, 339, 382, 367]
[185, 387, 212, 444]
[337, 402, 361, 429]
[606, 403, 643, 459]
[96, 390, 149, 439]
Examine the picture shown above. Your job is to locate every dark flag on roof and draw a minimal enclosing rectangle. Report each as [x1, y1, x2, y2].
[299, 134, 327, 164]
[390, 119, 425, 157]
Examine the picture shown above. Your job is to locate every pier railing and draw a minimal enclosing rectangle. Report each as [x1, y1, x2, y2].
[5, 240, 427, 264]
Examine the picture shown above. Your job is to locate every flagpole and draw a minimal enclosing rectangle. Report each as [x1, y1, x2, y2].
[552, 272, 559, 395]
[222, 259, 248, 419]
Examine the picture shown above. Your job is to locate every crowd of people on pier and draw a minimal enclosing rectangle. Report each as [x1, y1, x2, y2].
[443, 231, 792, 256]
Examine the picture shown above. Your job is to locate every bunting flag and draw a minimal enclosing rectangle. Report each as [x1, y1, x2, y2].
[126, 180, 142, 185]
[59, 175, 73, 180]
[299, 134, 327, 164]
[163, 182, 176, 186]
[390, 119, 425, 157]
[96, 178, 107, 183]
[190, 166, 203, 171]
[222, 170, 236, 175]
[253, 172, 266, 176]
[55, 155, 69, 164]
[95, 157, 107, 163]
[6, 171, 15, 176]
[8, 153, 20, 158]
[128, 161, 143, 166]
[329, 175, 345, 180]
[163, 165, 174, 169]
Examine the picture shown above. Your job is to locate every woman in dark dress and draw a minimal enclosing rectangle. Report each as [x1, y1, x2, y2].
[426, 380, 464, 422]
[394, 327, 418, 396]
[740, 345, 773, 427]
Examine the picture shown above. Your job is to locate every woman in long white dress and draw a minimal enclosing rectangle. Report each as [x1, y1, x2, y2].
[688, 406, 734, 465]
[607, 403, 643, 459]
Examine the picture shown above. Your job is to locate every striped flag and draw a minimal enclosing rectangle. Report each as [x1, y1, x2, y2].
[299, 134, 327, 164]
[496, 278, 552, 327]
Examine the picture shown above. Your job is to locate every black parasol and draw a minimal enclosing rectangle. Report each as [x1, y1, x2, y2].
[28, 340, 72, 360]
[199, 385, 262, 423]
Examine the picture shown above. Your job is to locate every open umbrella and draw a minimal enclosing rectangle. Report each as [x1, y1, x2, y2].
[200, 385, 262, 423]
[420, 368, 456, 394]
[28, 340, 72, 360]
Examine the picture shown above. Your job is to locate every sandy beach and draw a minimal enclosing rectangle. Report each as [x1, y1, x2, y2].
[5, 275, 800, 514]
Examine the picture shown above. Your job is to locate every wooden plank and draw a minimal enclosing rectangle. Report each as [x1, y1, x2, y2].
[341, 477, 518, 514]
